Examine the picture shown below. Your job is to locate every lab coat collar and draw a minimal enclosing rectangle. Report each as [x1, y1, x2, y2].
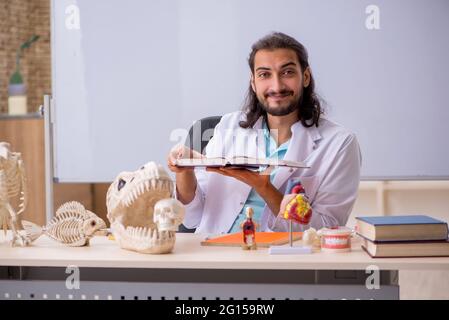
[252, 116, 322, 144]
[272, 120, 322, 190]
[248, 115, 322, 189]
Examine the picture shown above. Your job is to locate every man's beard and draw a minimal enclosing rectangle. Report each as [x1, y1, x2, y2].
[259, 100, 298, 116]
[258, 89, 303, 117]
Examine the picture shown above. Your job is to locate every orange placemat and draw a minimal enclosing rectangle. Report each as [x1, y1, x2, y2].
[201, 232, 302, 247]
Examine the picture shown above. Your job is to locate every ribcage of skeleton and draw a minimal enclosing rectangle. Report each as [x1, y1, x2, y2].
[46, 212, 86, 244]
[4, 160, 22, 199]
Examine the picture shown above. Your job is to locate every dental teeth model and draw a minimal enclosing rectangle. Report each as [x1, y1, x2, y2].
[317, 226, 353, 253]
[0, 142, 29, 246]
[22, 201, 107, 246]
[106, 162, 185, 254]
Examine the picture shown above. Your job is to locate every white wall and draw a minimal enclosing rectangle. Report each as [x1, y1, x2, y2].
[52, 0, 449, 182]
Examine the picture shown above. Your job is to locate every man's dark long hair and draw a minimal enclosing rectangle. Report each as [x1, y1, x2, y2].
[239, 32, 323, 129]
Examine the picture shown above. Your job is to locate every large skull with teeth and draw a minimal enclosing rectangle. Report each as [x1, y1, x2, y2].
[154, 198, 185, 232]
[106, 162, 183, 254]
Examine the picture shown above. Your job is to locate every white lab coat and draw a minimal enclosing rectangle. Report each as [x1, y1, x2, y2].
[181, 111, 361, 234]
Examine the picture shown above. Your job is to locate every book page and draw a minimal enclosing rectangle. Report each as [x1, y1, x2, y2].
[230, 157, 307, 168]
[174, 157, 225, 167]
[175, 156, 308, 169]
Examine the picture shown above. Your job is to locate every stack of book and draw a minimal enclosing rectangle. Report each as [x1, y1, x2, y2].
[355, 215, 449, 258]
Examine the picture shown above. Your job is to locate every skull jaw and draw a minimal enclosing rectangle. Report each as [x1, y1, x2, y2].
[111, 221, 176, 254]
[120, 236, 175, 254]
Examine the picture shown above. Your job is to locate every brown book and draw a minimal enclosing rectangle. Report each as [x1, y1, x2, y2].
[361, 237, 449, 258]
[356, 215, 448, 242]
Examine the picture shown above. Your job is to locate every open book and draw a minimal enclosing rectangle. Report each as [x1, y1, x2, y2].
[174, 156, 308, 169]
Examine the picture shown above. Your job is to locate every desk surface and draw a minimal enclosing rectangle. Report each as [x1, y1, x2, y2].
[1, 233, 448, 271]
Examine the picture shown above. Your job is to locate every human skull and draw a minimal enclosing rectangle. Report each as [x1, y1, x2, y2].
[154, 198, 185, 232]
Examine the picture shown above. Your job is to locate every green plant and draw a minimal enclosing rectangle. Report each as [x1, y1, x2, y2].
[9, 35, 40, 85]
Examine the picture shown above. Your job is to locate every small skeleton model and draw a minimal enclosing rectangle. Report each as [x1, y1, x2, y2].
[240, 207, 258, 250]
[0, 142, 29, 246]
[22, 201, 107, 247]
[106, 162, 185, 254]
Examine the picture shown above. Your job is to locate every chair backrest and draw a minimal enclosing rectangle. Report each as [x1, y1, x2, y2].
[178, 116, 222, 233]
[184, 116, 222, 154]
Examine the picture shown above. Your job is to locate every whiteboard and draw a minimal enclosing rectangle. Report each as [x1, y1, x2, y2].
[51, 0, 449, 182]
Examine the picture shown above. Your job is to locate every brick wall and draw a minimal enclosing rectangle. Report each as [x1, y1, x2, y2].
[0, 0, 51, 114]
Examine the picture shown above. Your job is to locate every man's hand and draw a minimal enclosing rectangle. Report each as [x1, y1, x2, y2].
[167, 144, 203, 174]
[167, 144, 203, 204]
[205, 167, 272, 194]
[278, 193, 297, 216]
[207, 166, 283, 217]
[278, 193, 312, 224]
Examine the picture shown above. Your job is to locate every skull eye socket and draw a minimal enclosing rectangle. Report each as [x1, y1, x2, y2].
[118, 178, 126, 191]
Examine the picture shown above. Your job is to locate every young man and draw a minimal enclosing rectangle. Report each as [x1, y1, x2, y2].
[168, 32, 361, 234]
